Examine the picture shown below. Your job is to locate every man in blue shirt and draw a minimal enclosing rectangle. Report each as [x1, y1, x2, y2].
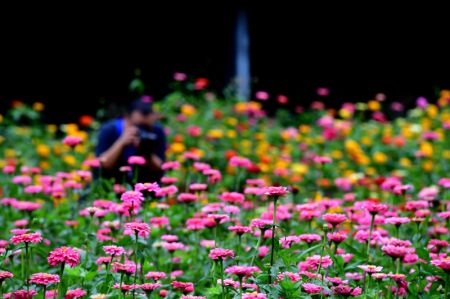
[96, 97, 166, 183]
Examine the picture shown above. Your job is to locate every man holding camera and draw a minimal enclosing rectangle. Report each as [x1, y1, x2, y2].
[96, 97, 166, 183]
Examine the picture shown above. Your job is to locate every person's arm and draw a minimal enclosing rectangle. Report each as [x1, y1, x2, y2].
[97, 125, 138, 169]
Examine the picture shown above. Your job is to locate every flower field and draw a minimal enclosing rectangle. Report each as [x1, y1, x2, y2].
[0, 82, 450, 299]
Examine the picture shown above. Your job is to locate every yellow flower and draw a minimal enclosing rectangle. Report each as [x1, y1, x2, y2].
[36, 144, 50, 158]
[444, 150, 450, 159]
[32, 102, 45, 111]
[331, 150, 343, 159]
[53, 144, 62, 156]
[366, 167, 377, 176]
[170, 142, 185, 154]
[207, 129, 224, 139]
[422, 160, 433, 172]
[0, 114, 3, 123]
[39, 161, 50, 170]
[226, 117, 238, 126]
[0, 136, 4, 144]
[426, 105, 438, 118]
[368, 100, 381, 111]
[339, 108, 353, 119]
[47, 125, 58, 134]
[420, 142, 433, 157]
[254, 132, 265, 140]
[361, 136, 372, 146]
[291, 163, 308, 175]
[63, 124, 79, 134]
[181, 104, 196, 116]
[226, 130, 237, 139]
[5, 149, 16, 158]
[399, 158, 411, 168]
[373, 152, 388, 164]
[299, 125, 311, 134]
[0, 160, 5, 168]
[63, 155, 76, 166]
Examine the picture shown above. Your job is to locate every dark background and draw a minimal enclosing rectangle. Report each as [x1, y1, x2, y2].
[1, 4, 449, 123]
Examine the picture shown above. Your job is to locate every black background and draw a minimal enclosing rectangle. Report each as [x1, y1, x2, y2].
[1, 3, 449, 122]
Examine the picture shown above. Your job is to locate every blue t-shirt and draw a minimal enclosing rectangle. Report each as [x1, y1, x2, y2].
[96, 118, 166, 182]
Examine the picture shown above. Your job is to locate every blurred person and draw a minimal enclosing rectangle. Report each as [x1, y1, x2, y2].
[96, 96, 166, 183]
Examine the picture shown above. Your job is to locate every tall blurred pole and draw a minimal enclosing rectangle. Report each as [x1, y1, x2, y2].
[235, 10, 250, 101]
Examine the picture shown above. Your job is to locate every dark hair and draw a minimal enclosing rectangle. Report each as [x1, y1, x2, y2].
[127, 96, 153, 115]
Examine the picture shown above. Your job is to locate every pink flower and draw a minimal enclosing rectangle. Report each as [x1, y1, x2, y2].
[277, 272, 301, 282]
[322, 213, 347, 226]
[327, 232, 347, 243]
[225, 265, 261, 277]
[228, 226, 252, 235]
[189, 183, 207, 191]
[250, 219, 272, 230]
[303, 283, 322, 294]
[186, 218, 205, 230]
[298, 234, 322, 244]
[305, 255, 333, 270]
[162, 242, 185, 252]
[10, 232, 43, 245]
[385, 217, 410, 225]
[124, 222, 150, 238]
[128, 156, 146, 165]
[103, 245, 125, 256]
[173, 72, 187, 81]
[220, 192, 245, 204]
[209, 248, 235, 260]
[264, 186, 289, 197]
[418, 186, 439, 201]
[255, 91, 269, 100]
[431, 257, 450, 271]
[229, 156, 252, 168]
[3, 165, 15, 174]
[30, 273, 60, 285]
[145, 271, 167, 280]
[48, 247, 80, 267]
[63, 136, 83, 147]
[358, 265, 383, 273]
[120, 190, 144, 205]
[332, 285, 362, 296]
[177, 193, 198, 203]
[172, 281, 194, 294]
[134, 182, 160, 192]
[438, 178, 450, 188]
[317, 87, 330, 96]
[242, 293, 267, 299]
[140, 283, 162, 291]
[0, 271, 13, 281]
[113, 261, 136, 274]
[161, 161, 180, 170]
[335, 178, 352, 191]
[381, 245, 408, 258]
[313, 156, 332, 164]
[150, 216, 170, 228]
[12, 175, 32, 185]
[64, 288, 87, 299]
[10, 290, 37, 298]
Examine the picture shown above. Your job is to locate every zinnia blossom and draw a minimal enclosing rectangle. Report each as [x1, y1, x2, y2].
[10, 232, 43, 245]
[48, 247, 81, 267]
[209, 248, 235, 260]
[124, 222, 150, 238]
[358, 265, 383, 273]
[103, 245, 125, 256]
[322, 213, 347, 226]
[128, 156, 146, 165]
[30, 273, 60, 285]
[63, 136, 83, 147]
[302, 283, 322, 294]
[225, 265, 261, 277]
[65, 288, 87, 299]
[120, 190, 144, 205]
[264, 186, 288, 197]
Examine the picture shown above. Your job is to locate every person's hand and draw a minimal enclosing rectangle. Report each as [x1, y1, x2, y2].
[118, 126, 139, 146]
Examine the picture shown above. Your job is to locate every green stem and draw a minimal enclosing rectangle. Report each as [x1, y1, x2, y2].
[396, 258, 400, 274]
[446, 273, 449, 299]
[366, 214, 375, 263]
[58, 262, 65, 299]
[25, 243, 29, 291]
[220, 259, 225, 299]
[133, 232, 139, 299]
[236, 235, 242, 264]
[268, 198, 278, 284]
[42, 285, 46, 299]
[250, 234, 263, 266]
[239, 276, 243, 299]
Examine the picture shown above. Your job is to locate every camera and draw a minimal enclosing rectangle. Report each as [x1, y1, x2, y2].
[137, 125, 158, 154]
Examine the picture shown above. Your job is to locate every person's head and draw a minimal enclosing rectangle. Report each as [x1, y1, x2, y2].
[126, 96, 159, 127]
